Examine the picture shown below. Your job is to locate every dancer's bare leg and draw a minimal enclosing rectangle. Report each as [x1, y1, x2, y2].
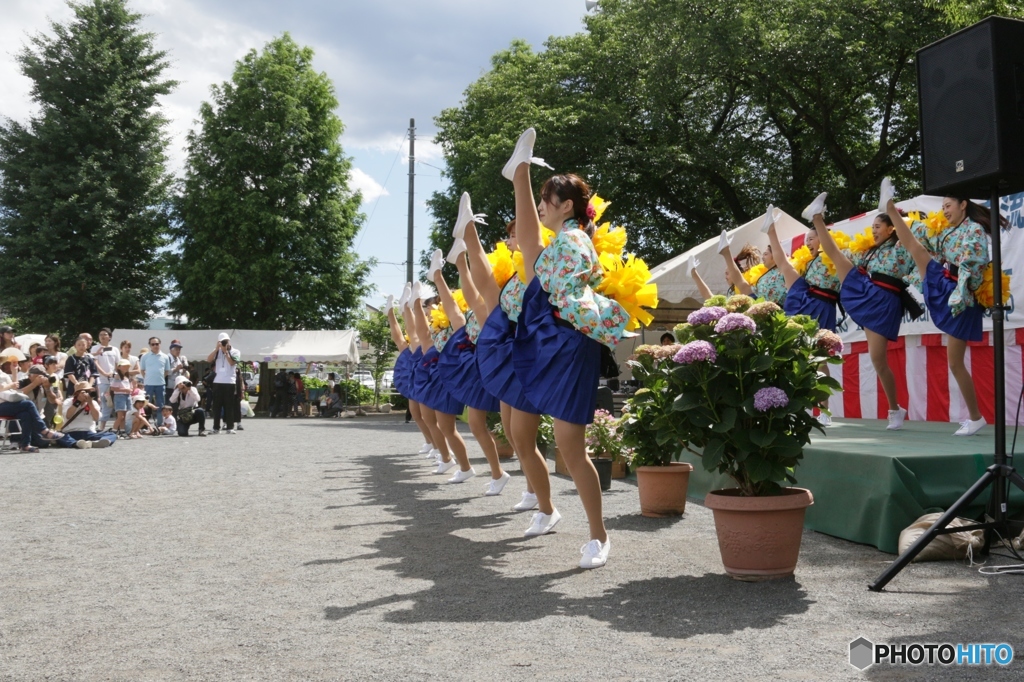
[433, 269, 467, 331]
[768, 223, 801, 289]
[512, 163, 543, 284]
[887, 198, 933, 276]
[409, 400, 434, 446]
[436, 412, 470, 471]
[947, 336, 982, 421]
[867, 330, 899, 411]
[555, 419, 607, 543]
[510, 408, 551, 513]
[464, 222, 501, 312]
[813, 214, 855, 283]
[454, 252, 488, 323]
[419, 404, 450, 462]
[502, 401, 536, 494]
[467, 407, 504, 479]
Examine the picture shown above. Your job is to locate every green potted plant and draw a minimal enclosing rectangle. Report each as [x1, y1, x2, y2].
[621, 344, 695, 517]
[668, 294, 843, 579]
[487, 412, 515, 459]
[536, 414, 561, 471]
[585, 409, 630, 491]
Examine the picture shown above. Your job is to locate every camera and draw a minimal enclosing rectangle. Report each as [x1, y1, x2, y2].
[48, 375, 57, 385]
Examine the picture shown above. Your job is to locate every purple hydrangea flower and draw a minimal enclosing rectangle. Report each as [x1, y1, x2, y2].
[673, 340, 717, 365]
[753, 387, 789, 412]
[687, 306, 728, 326]
[714, 312, 757, 334]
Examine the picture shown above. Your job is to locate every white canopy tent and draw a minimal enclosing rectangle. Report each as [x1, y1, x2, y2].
[110, 329, 360, 365]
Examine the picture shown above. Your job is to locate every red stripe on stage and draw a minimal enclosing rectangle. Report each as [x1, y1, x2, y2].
[1017, 328, 1024, 346]
[851, 341, 868, 354]
[971, 346, 996, 423]
[843, 354, 861, 419]
[886, 346, 908, 419]
[926, 345, 950, 421]
[921, 334, 944, 346]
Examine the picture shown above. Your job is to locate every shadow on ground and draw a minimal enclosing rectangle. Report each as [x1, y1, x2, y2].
[312, 452, 812, 640]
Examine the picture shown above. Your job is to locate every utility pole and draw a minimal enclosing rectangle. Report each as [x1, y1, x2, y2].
[406, 118, 415, 285]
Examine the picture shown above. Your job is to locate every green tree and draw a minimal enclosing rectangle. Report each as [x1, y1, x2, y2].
[170, 34, 370, 330]
[355, 309, 397, 408]
[0, 0, 175, 339]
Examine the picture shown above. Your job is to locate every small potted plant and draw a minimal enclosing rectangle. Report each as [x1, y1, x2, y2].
[668, 295, 843, 580]
[488, 413, 515, 459]
[621, 344, 694, 517]
[585, 409, 630, 491]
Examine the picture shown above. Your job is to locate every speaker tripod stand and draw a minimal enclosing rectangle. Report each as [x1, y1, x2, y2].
[870, 189, 1024, 591]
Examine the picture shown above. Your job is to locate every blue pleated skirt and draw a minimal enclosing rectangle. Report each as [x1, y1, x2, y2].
[784, 277, 838, 332]
[476, 306, 540, 414]
[415, 347, 465, 416]
[437, 327, 500, 412]
[393, 348, 412, 396]
[840, 269, 903, 341]
[512, 278, 602, 426]
[924, 260, 984, 342]
[407, 348, 425, 403]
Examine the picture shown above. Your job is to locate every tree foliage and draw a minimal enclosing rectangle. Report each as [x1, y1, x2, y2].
[429, 0, 974, 266]
[170, 34, 370, 330]
[355, 309, 396, 407]
[0, 0, 175, 339]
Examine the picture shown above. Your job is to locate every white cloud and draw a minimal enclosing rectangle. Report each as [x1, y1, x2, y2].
[348, 168, 389, 204]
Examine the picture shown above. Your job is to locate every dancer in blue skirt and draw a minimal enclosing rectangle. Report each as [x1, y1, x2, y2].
[504, 127, 632, 569]
[880, 179, 1000, 436]
[429, 246, 511, 495]
[386, 289, 435, 456]
[409, 281, 475, 482]
[720, 230, 788, 307]
[689, 244, 761, 302]
[454, 205, 546, 513]
[805, 192, 917, 430]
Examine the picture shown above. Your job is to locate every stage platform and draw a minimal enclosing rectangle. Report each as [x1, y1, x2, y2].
[678, 419, 1024, 554]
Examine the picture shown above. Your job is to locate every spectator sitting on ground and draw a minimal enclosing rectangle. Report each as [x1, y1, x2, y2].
[62, 382, 116, 449]
[126, 391, 156, 439]
[156, 405, 177, 435]
[63, 336, 97, 396]
[168, 375, 207, 437]
[0, 350, 74, 452]
[40, 356, 63, 427]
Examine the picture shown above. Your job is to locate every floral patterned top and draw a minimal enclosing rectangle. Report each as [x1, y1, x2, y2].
[499, 275, 527, 324]
[465, 310, 482, 343]
[804, 255, 841, 292]
[430, 325, 453, 353]
[851, 238, 916, 282]
[534, 219, 630, 349]
[913, 218, 988, 315]
[752, 267, 788, 307]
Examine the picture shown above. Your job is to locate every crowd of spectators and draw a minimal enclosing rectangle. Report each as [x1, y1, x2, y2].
[0, 326, 250, 452]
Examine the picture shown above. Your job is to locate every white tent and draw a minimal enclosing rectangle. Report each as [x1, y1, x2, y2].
[648, 208, 809, 304]
[110, 329, 360, 365]
[825, 195, 942, 235]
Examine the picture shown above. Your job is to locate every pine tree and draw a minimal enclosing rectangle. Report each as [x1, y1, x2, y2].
[170, 34, 370, 330]
[0, 0, 176, 339]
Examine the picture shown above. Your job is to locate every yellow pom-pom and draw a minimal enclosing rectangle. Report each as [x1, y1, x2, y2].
[592, 224, 628, 259]
[849, 227, 876, 254]
[541, 226, 556, 247]
[831, 230, 851, 251]
[451, 289, 470, 314]
[590, 194, 612, 224]
[487, 242, 515, 289]
[789, 245, 813, 275]
[512, 250, 526, 284]
[975, 263, 1011, 308]
[429, 305, 449, 332]
[924, 211, 951, 238]
[595, 252, 659, 331]
[743, 263, 768, 286]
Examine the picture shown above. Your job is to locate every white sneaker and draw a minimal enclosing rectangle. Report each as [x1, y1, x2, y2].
[418, 442, 433, 455]
[209, 429, 221, 435]
[427, 249, 444, 279]
[524, 508, 561, 537]
[448, 467, 476, 484]
[411, 281, 423, 301]
[886, 407, 907, 431]
[684, 255, 700, 277]
[579, 537, 611, 569]
[75, 440, 93, 449]
[512, 491, 539, 512]
[385, 294, 395, 311]
[224, 429, 236, 434]
[501, 127, 554, 182]
[760, 204, 775, 233]
[717, 228, 732, 254]
[447, 238, 468, 264]
[484, 471, 511, 496]
[817, 413, 832, 427]
[452, 191, 487, 239]
[399, 283, 412, 310]
[954, 417, 986, 436]
[435, 459, 458, 475]
[801, 192, 828, 222]
[878, 177, 894, 213]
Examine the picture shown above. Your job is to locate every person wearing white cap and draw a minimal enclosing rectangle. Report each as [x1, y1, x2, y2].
[207, 333, 240, 434]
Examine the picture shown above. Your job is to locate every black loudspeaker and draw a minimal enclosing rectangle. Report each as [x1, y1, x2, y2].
[917, 16, 1024, 198]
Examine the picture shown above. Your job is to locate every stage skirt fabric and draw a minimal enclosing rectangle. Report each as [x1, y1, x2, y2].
[924, 260, 984, 342]
[393, 348, 413, 396]
[513, 278, 602, 426]
[476, 306, 540, 414]
[784, 277, 838, 332]
[437, 326, 500, 412]
[414, 347, 465, 416]
[840, 268, 903, 341]
[406, 348, 425, 403]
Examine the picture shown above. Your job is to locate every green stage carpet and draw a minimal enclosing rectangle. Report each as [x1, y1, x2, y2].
[678, 419, 1024, 554]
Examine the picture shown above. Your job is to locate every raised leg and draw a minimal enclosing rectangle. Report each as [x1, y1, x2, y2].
[465, 222, 501, 313]
[887, 198, 933, 276]
[513, 163, 543, 284]
[813, 214, 855, 283]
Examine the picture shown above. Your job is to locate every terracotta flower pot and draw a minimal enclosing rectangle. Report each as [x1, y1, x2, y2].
[636, 463, 693, 517]
[611, 458, 628, 479]
[553, 446, 570, 476]
[704, 487, 814, 581]
[495, 441, 515, 459]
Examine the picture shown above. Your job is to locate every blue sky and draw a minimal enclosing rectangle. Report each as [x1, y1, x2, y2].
[0, 0, 591, 310]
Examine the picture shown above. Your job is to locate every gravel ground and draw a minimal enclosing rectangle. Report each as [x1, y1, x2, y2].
[1, 416, 1022, 681]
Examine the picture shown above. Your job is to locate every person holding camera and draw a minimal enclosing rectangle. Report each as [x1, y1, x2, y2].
[0, 350, 76, 452]
[207, 333, 240, 434]
[139, 337, 173, 426]
[166, 340, 188, 402]
[26, 365, 60, 418]
[62, 382, 116, 448]
[168, 375, 207, 437]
